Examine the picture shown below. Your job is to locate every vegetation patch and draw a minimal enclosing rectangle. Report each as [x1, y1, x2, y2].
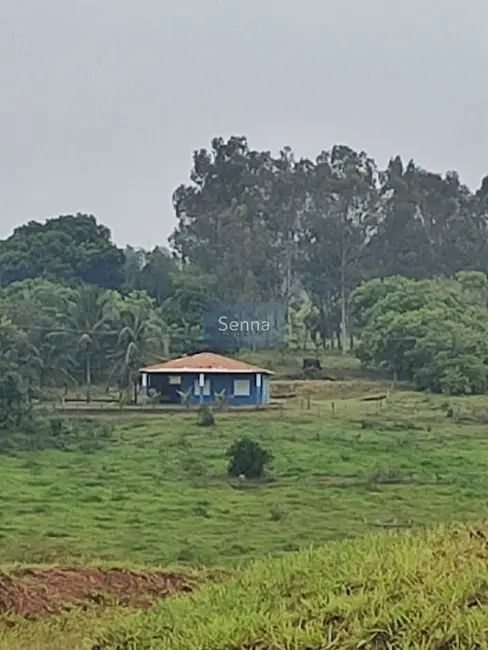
[0, 418, 116, 454]
[351, 273, 488, 395]
[94, 523, 488, 649]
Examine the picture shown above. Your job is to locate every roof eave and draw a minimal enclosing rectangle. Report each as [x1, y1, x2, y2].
[138, 367, 274, 375]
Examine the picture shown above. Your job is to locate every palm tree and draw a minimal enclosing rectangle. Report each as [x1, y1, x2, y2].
[49, 285, 117, 400]
[110, 292, 168, 402]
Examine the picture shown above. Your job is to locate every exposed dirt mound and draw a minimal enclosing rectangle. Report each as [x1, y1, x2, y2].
[0, 568, 196, 618]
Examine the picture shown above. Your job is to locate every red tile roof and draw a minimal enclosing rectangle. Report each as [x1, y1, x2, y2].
[140, 352, 272, 374]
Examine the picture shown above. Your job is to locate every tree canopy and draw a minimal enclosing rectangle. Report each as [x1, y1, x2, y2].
[350, 272, 488, 394]
[3, 135, 488, 402]
[0, 214, 125, 289]
[171, 136, 488, 349]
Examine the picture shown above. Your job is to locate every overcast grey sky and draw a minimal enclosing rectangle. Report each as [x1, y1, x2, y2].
[1, 0, 486, 248]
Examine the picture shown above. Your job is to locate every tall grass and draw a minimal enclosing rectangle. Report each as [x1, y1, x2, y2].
[95, 522, 488, 649]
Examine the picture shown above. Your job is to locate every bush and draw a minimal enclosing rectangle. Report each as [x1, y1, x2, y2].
[227, 436, 273, 479]
[214, 389, 228, 411]
[269, 505, 285, 521]
[0, 417, 116, 454]
[198, 405, 215, 427]
[180, 453, 207, 477]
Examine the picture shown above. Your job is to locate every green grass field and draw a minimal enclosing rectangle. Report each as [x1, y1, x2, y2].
[4, 355, 488, 648]
[4, 388, 488, 567]
[4, 385, 488, 566]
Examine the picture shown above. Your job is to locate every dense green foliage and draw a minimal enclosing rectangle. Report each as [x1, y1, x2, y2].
[351, 272, 488, 394]
[0, 212, 218, 403]
[2, 137, 488, 401]
[0, 214, 125, 289]
[3, 138, 488, 377]
[227, 436, 273, 478]
[171, 137, 488, 349]
[0, 280, 168, 400]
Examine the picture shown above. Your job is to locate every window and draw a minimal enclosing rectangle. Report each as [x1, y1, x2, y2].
[169, 375, 181, 385]
[194, 378, 211, 396]
[233, 379, 250, 396]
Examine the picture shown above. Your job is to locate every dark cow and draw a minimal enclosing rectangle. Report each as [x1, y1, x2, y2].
[302, 358, 321, 371]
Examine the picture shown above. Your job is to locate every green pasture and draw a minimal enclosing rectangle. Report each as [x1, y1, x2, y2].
[2, 385, 488, 568]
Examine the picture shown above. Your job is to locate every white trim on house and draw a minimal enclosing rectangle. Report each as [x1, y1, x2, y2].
[139, 367, 273, 374]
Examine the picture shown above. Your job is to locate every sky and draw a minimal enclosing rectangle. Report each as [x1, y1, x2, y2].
[1, 0, 486, 249]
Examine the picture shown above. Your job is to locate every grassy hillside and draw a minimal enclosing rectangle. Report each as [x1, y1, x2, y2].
[95, 522, 488, 649]
[4, 352, 488, 648]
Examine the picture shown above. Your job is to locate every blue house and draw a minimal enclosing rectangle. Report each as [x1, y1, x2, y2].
[139, 352, 273, 406]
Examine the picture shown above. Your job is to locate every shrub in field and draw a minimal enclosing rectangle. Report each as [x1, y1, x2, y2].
[226, 436, 273, 479]
[197, 405, 215, 427]
[269, 504, 286, 521]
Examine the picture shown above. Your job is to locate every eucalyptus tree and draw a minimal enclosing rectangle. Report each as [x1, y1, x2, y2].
[299, 146, 383, 351]
[170, 136, 301, 303]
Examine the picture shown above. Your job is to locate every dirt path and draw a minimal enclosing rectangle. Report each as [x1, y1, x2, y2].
[0, 568, 197, 618]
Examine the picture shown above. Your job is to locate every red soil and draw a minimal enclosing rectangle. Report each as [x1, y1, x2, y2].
[0, 568, 196, 618]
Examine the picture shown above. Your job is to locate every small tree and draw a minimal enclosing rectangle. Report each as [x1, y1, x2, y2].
[177, 388, 192, 410]
[215, 389, 228, 411]
[227, 436, 273, 479]
[147, 388, 161, 405]
[198, 404, 215, 426]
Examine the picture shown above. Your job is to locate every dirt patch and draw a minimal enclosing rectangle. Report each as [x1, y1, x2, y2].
[0, 568, 200, 618]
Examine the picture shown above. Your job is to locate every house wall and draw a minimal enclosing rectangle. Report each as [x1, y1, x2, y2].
[145, 371, 271, 405]
[144, 373, 182, 403]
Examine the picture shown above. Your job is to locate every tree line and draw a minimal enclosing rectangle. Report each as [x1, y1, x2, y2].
[170, 136, 488, 349]
[2, 135, 488, 415]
